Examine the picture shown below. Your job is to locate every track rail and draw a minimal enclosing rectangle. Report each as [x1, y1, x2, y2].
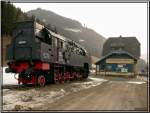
[2, 84, 33, 89]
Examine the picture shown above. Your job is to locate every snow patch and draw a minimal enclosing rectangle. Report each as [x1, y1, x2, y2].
[89, 76, 107, 82]
[70, 82, 102, 92]
[2, 67, 18, 85]
[2, 88, 67, 110]
[48, 89, 66, 100]
[136, 76, 148, 81]
[127, 81, 146, 84]
[79, 39, 85, 42]
[64, 28, 82, 32]
[70, 77, 107, 92]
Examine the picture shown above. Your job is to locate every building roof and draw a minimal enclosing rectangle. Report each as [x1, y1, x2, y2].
[95, 50, 138, 65]
[102, 36, 140, 59]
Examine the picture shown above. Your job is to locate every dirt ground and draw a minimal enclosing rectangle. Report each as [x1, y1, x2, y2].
[2, 75, 148, 111]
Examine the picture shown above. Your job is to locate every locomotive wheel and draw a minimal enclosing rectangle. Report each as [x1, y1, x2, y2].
[38, 75, 46, 87]
[76, 73, 82, 80]
[82, 73, 88, 79]
[65, 78, 70, 83]
[58, 74, 64, 84]
[69, 73, 74, 81]
[66, 75, 70, 83]
[64, 72, 69, 82]
[73, 72, 77, 80]
[22, 82, 27, 85]
[77, 74, 82, 80]
[60, 76, 65, 84]
[54, 74, 59, 84]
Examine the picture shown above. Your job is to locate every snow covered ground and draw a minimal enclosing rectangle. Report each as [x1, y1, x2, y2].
[3, 88, 67, 110]
[2, 67, 18, 85]
[64, 28, 82, 32]
[127, 81, 146, 84]
[136, 75, 148, 81]
[2, 76, 107, 111]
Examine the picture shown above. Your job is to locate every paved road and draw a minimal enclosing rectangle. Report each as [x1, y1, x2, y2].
[35, 77, 148, 111]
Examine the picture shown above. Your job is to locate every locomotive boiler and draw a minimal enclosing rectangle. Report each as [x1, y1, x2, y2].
[5, 20, 90, 86]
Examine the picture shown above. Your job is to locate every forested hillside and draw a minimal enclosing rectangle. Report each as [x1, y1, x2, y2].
[1, 1, 30, 36]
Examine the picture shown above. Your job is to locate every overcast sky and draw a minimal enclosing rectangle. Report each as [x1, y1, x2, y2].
[13, 3, 148, 58]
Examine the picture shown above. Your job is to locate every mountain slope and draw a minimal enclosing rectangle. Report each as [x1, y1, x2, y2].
[27, 8, 106, 57]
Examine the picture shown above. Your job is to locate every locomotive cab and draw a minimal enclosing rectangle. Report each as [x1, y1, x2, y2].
[7, 20, 54, 62]
[7, 21, 37, 61]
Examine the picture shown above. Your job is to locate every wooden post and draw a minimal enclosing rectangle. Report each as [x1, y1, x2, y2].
[96, 65, 97, 75]
[105, 65, 106, 76]
[134, 63, 137, 77]
[99, 65, 100, 76]
[99, 65, 100, 75]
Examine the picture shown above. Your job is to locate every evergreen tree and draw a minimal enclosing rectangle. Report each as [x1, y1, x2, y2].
[1, 1, 24, 36]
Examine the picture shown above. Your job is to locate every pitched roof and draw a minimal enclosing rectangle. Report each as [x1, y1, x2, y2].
[95, 50, 138, 65]
[102, 36, 140, 59]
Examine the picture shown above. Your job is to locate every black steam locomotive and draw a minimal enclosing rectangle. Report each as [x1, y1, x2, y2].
[5, 20, 90, 86]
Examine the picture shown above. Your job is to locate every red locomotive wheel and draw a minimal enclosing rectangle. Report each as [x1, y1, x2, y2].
[38, 75, 46, 86]
[22, 82, 27, 85]
[60, 76, 65, 84]
[54, 74, 59, 84]
[64, 72, 70, 82]
[77, 73, 83, 80]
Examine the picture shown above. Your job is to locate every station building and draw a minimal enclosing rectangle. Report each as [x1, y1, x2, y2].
[95, 36, 140, 76]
